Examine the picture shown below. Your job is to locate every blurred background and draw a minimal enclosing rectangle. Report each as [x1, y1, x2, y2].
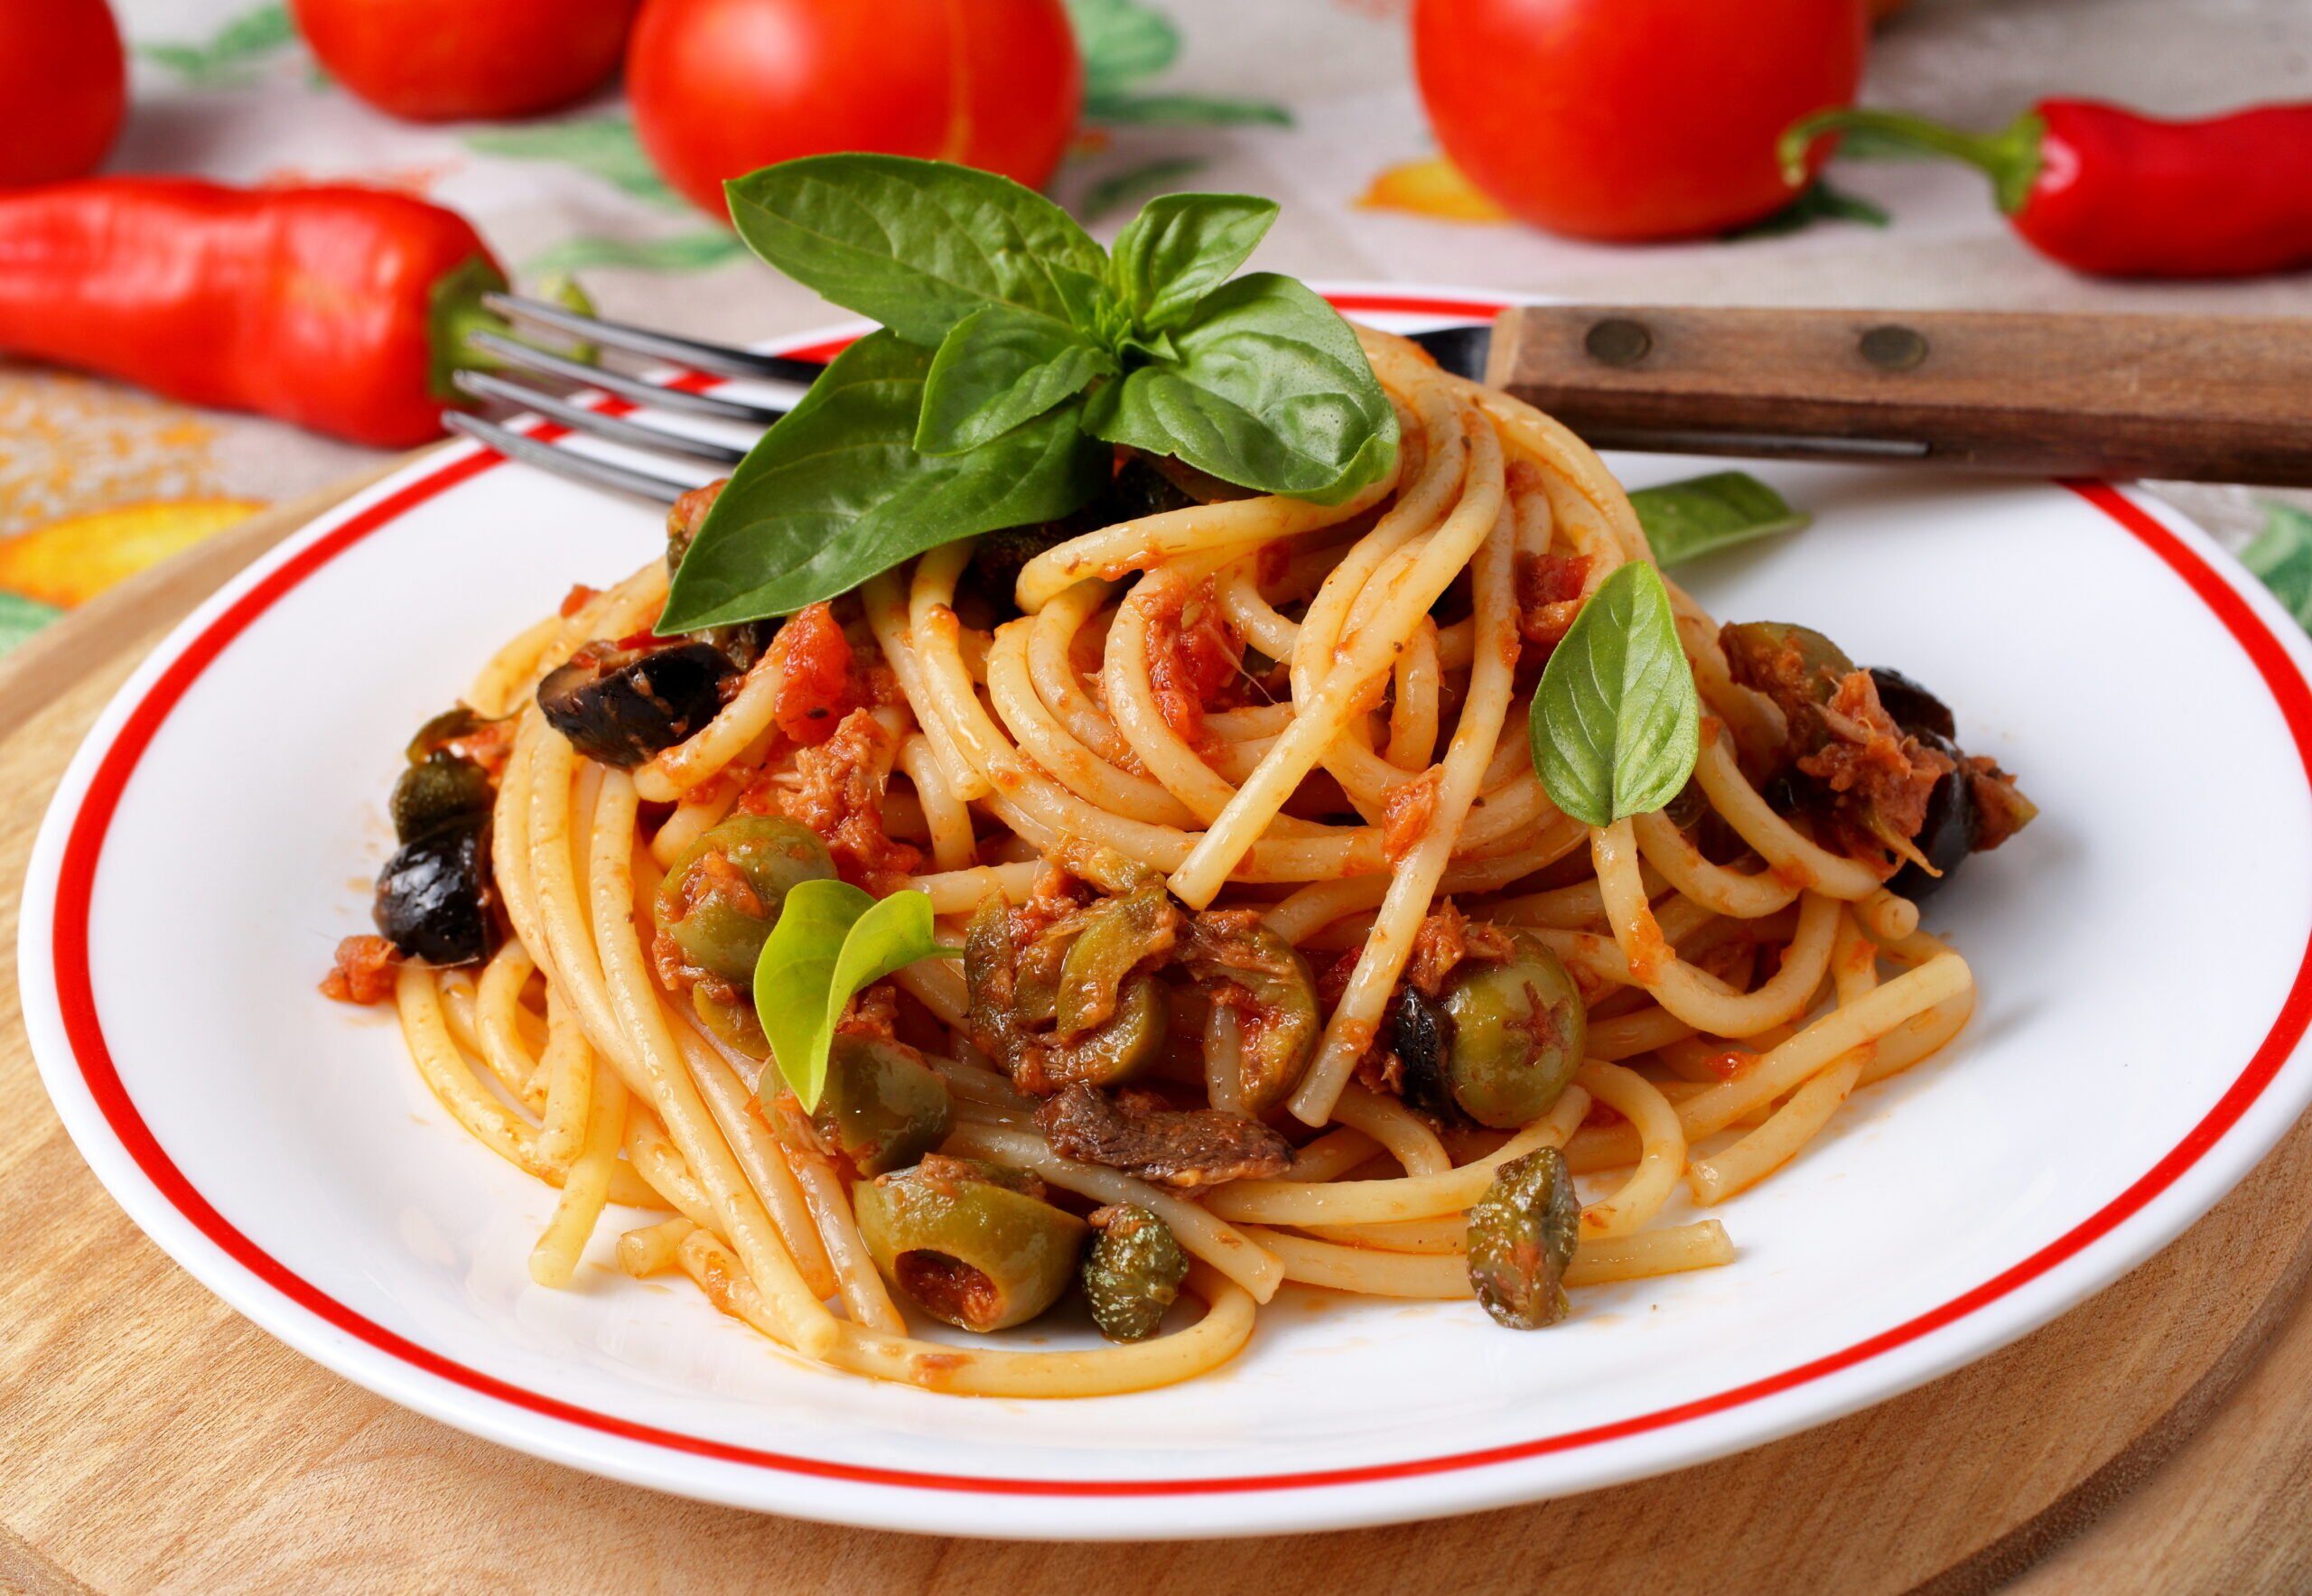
[0, 0, 2306, 651]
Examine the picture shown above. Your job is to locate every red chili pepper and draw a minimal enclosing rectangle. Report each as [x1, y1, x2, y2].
[0, 177, 509, 446]
[1781, 99, 2312, 279]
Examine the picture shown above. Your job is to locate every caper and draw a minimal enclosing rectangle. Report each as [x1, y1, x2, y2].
[1438, 931, 1586, 1129]
[1466, 1147, 1580, 1330]
[854, 1158, 1088, 1332]
[653, 815, 835, 985]
[1081, 1205, 1189, 1342]
[389, 751, 494, 845]
[810, 1034, 953, 1177]
[1180, 912, 1319, 1114]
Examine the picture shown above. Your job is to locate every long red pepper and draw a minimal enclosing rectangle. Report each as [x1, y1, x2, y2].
[1781, 99, 2312, 279]
[0, 177, 509, 447]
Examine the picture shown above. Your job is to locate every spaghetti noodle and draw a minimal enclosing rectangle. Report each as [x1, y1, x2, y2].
[327, 327, 2030, 1396]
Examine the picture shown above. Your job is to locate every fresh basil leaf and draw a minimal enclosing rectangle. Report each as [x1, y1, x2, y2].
[659, 331, 1108, 630]
[1086, 273, 1397, 504]
[1107, 193, 1278, 331]
[1630, 472, 1811, 567]
[752, 878, 874, 1111]
[1529, 560, 1701, 828]
[916, 304, 1118, 456]
[751, 881, 958, 1112]
[725, 154, 1107, 346]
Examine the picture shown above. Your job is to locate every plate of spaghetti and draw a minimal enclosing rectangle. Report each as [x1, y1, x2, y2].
[21, 163, 2312, 1540]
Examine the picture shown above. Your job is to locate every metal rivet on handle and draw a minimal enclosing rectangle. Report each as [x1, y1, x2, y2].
[1584, 318, 1652, 368]
[1860, 323, 1929, 371]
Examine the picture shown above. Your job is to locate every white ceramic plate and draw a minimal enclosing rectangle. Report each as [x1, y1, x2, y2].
[22, 290, 2312, 1540]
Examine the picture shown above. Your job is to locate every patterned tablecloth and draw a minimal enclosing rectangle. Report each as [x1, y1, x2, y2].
[2, 0, 2307, 649]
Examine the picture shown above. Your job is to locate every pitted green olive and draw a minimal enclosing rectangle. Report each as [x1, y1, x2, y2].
[811, 1034, 953, 1177]
[965, 897, 1169, 1093]
[854, 1158, 1088, 1332]
[1467, 1147, 1580, 1330]
[1720, 621, 1854, 706]
[1052, 886, 1175, 1039]
[1081, 1205, 1189, 1342]
[692, 985, 769, 1059]
[1438, 931, 1586, 1129]
[1181, 913, 1319, 1114]
[653, 815, 834, 985]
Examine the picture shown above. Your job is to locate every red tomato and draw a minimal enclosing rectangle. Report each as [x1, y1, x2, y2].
[0, 0, 125, 186]
[627, 0, 1082, 219]
[1413, 0, 1869, 241]
[290, 0, 639, 122]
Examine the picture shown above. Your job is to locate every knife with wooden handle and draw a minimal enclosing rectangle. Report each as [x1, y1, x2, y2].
[1403, 307, 2312, 485]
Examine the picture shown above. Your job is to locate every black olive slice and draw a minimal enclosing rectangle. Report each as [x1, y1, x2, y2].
[537, 639, 729, 768]
[374, 813, 498, 965]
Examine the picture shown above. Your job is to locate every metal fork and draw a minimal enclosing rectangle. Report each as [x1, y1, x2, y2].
[442, 293, 1501, 506]
[450, 294, 2312, 493]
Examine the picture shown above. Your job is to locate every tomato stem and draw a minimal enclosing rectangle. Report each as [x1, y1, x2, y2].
[1779, 107, 2046, 215]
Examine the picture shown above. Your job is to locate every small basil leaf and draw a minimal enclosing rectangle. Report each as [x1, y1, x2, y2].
[1107, 192, 1278, 331]
[1529, 560, 1701, 828]
[1630, 471, 1811, 567]
[916, 304, 1118, 456]
[1086, 273, 1397, 504]
[751, 882, 960, 1112]
[816, 891, 959, 1095]
[753, 878, 874, 1111]
[659, 331, 1108, 630]
[724, 154, 1107, 346]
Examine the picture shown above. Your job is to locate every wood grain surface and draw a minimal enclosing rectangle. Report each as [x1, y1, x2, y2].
[1484, 306, 2312, 485]
[3, 476, 2309, 1595]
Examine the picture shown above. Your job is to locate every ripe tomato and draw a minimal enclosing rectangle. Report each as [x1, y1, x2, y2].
[0, 0, 125, 186]
[290, 0, 639, 122]
[1413, 0, 1869, 241]
[627, 0, 1082, 219]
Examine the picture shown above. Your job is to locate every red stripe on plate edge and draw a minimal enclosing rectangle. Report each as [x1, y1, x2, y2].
[40, 319, 2312, 1499]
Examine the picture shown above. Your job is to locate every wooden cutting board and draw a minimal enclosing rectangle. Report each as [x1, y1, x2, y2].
[3, 474, 2310, 1595]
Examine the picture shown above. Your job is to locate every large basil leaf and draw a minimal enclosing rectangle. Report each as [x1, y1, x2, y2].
[660, 331, 1108, 630]
[1529, 560, 1700, 828]
[916, 304, 1118, 457]
[1630, 471, 1810, 567]
[1086, 273, 1397, 504]
[725, 154, 1107, 346]
[1106, 192, 1278, 331]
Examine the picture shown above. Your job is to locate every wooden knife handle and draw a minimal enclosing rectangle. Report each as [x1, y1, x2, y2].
[1483, 306, 2312, 486]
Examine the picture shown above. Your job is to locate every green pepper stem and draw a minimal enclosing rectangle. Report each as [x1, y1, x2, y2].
[428, 257, 601, 401]
[1777, 106, 2046, 215]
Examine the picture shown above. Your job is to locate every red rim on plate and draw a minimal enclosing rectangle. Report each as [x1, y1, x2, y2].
[37, 296, 2312, 1500]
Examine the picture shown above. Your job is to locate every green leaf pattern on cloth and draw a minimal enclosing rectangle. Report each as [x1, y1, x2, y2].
[2243, 505, 2312, 631]
[138, 3, 296, 83]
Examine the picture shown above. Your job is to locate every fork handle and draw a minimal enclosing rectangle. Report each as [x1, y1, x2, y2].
[1482, 306, 2312, 485]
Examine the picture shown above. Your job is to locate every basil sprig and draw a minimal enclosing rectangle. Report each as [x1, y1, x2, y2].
[1529, 561, 1701, 829]
[1630, 471, 1809, 568]
[752, 879, 959, 1112]
[660, 154, 1397, 632]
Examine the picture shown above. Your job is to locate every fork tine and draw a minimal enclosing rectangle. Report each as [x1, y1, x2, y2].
[445, 412, 695, 505]
[452, 371, 751, 466]
[484, 292, 830, 386]
[467, 331, 788, 425]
